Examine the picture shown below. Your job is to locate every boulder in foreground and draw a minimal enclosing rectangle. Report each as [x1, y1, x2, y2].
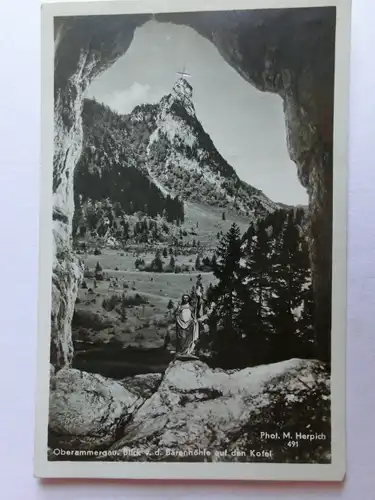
[109, 358, 330, 463]
[48, 368, 143, 452]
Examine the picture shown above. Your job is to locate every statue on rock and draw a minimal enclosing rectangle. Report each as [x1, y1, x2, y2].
[175, 293, 198, 359]
[174, 275, 205, 360]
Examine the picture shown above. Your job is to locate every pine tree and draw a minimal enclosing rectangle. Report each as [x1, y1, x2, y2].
[119, 293, 128, 322]
[238, 219, 274, 363]
[162, 247, 168, 258]
[195, 255, 201, 271]
[266, 210, 314, 361]
[169, 255, 176, 269]
[208, 223, 246, 366]
[95, 261, 102, 273]
[151, 250, 163, 273]
[244, 221, 272, 321]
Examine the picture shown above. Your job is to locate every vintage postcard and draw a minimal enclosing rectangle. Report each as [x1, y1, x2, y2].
[35, 0, 351, 481]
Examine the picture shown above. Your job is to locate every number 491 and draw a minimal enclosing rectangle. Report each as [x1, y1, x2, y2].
[287, 441, 298, 448]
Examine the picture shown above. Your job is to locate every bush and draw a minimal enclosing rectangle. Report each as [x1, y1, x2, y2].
[199, 265, 212, 272]
[102, 294, 121, 312]
[83, 268, 94, 279]
[150, 252, 163, 272]
[135, 258, 145, 269]
[94, 248, 102, 255]
[122, 293, 148, 307]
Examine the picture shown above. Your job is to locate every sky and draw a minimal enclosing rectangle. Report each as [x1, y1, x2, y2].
[87, 20, 308, 206]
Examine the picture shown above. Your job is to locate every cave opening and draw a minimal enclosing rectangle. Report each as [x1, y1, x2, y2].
[52, 9, 335, 369]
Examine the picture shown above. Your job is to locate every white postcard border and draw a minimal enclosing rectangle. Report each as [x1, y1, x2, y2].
[35, 0, 351, 481]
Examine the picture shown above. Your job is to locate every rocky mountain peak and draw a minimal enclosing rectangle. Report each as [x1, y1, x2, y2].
[146, 78, 278, 218]
[172, 77, 193, 100]
[163, 77, 195, 116]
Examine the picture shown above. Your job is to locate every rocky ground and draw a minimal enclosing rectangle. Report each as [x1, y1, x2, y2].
[48, 357, 330, 463]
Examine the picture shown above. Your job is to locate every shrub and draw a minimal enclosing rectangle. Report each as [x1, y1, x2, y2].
[108, 293, 149, 308]
[150, 251, 163, 272]
[102, 294, 121, 312]
[167, 300, 174, 309]
[83, 268, 94, 279]
[135, 258, 145, 269]
[125, 293, 148, 306]
[94, 248, 102, 255]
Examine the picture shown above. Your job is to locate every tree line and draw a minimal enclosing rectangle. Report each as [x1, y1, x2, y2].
[74, 149, 184, 224]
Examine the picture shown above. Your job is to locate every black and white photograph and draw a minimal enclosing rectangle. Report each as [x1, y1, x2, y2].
[35, 0, 350, 481]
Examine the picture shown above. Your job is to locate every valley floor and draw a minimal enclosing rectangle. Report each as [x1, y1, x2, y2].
[72, 246, 216, 378]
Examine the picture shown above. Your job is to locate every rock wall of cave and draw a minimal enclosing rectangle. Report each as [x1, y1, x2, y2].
[51, 8, 336, 369]
[51, 14, 149, 368]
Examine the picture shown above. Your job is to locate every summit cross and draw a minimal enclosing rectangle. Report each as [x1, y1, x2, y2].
[176, 66, 192, 79]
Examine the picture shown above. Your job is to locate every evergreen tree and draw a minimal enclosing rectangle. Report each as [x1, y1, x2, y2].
[237, 219, 274, 364]
[119, 293, 128, 322]
[150, 250, 163, 273]
[243, 221, 272, 321]
[264, 210, 314, 361]
[195, 255, 201, 271]
[207, 223, 246, 366]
